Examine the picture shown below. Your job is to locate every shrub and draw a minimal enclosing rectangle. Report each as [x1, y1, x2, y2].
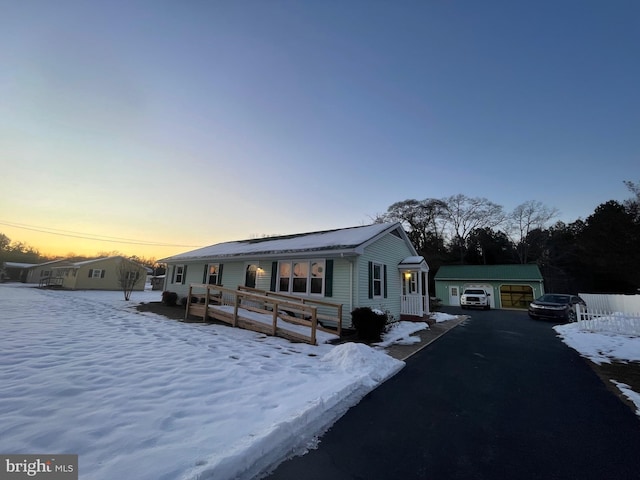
[429, 297, 443, 311]
[351, 307, 388, 342]
[162, 291, 178, 306]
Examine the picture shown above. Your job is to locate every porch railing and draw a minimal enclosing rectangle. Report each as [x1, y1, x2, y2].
[401, 295, 427, 316]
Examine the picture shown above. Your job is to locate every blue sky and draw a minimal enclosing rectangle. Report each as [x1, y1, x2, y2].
[1, 1, 638, 258]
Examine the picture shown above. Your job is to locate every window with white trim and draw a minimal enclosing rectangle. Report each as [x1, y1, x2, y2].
[207, 264, 219, 285]
[125, 271, 139, 281]
[174, 265, 185, 284]
[277, 260, 324, 295]
[91, 269, 104, 278]
[372, 263, 383, 297]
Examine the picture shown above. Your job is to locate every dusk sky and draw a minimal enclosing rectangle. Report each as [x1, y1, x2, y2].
[1, 1, 638, 259]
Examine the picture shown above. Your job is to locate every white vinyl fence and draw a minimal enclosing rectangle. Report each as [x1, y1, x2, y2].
[576, 294, 640, 336]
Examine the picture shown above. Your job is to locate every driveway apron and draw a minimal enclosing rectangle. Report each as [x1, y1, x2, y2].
[266, 309, 640, 480]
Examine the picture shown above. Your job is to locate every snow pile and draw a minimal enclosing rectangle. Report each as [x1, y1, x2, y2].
[554, 321, 640, 365]
[430, 312, 459, 323]
[611, 380, 640, 416]
[374, 321, 429, 347]
[554, 317, 640, 418]
[0, 284, 405, 480]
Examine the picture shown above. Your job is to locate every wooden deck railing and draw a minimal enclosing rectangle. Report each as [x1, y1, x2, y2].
[184, 284, 341, 345]
[39, 277, 64, 288]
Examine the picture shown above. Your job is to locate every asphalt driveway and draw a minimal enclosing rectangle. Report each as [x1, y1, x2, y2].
[265, 308, 640, 480]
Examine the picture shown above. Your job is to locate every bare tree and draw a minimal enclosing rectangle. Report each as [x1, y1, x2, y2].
[441, 194, 506, 263]
[117, 258, 145, 301]
[508, 200, 558, 264]
[376, 198, 447, 253]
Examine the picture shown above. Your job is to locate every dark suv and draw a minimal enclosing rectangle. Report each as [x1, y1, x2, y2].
[528, 294, 586, 322]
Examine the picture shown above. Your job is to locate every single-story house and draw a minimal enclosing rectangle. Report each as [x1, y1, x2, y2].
[434, 264, 544, 309]
[1, 262, 37, 282]
[48, 256, 147, 291]
[26, 259, 68, 284]
[159, 222, 430, 325]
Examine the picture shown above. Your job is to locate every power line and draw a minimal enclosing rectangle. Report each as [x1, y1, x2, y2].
[0, 220, 203, 248]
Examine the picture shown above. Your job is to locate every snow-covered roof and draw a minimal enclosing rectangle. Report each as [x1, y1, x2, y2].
[3, 262, 37, 269]
[399, 256, 426, 266]
[50, 256, 144, 269]
[31, 259, 67, 268]
[161, 223, 406, 262]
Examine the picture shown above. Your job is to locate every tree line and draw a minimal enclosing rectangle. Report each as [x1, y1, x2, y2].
[2, 181, 638, 294]
[373, 180, 640, 295]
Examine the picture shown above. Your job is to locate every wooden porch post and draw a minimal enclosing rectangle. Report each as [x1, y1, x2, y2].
[203, 284, 210, 322]
[184, 285, 193, 321]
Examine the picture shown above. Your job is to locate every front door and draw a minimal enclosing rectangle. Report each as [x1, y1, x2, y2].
[449, 286, 460, 306]
[401, 271, 423, 316]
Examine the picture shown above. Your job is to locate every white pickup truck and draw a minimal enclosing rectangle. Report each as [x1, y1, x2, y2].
[460, 288, 491, 310]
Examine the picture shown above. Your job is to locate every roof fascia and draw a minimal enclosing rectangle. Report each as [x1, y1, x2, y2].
[163, 249, 360, 264]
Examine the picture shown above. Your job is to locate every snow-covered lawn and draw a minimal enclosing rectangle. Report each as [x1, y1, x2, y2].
[554, 318, 640, 417]
[0, 284, 436, 480]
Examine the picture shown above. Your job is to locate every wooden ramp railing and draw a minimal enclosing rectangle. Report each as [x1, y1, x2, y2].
[237, 285, 343, 337]
[184, 284, 342, 345]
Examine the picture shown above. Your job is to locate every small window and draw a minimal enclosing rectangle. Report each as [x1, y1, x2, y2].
[125, 271, 139, 281]
[91, 269, 103, 278]
[207, 264, 219, 285]
[175, 265, 184, 284]
[372, 263, 382, 297]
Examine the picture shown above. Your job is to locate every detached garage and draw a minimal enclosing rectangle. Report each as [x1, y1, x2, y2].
[434, 265, 544, 310]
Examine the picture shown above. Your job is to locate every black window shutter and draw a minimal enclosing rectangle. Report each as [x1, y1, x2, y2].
[101, 270, 105, 278]
[368, 261, 373, 299]
[218, 264, 224, 285]
[88, 269, 93, 278]
[383, 264, 387, 298]
[182, 265, 188, 284]
[270, 261, 278, 291]
[325, 259, 333, 297]
[203, 264, 208, 284]
[171, 265, 176, 284]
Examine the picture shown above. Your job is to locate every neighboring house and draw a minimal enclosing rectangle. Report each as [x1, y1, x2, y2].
[49, 256, 147, 291]
[159, 222, 430, 325]
[2, 262, 37, 282]
[434, 264, 544, 309]
[26, 259, 68, 285]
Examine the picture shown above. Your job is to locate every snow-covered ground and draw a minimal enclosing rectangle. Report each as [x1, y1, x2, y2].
[0, 284, 438, 480]
[554, 317, 640, 417]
